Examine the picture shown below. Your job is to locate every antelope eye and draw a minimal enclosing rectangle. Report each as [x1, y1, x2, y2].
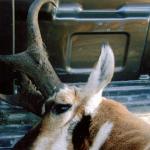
[51, 103, 72, 115]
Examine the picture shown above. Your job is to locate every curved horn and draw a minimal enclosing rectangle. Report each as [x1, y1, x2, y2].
[0, 93, 44, 116]
[0, 0, 62, 99]
[27, 0, 58, 48]
[0, 73, 44, 116]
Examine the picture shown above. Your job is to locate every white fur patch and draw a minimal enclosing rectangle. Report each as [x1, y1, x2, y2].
[85, 90, 102, 116]
[90, 121, 113, 150]
[32, 137, 50, 150]
[144, 144, 150, 150]
[33, 126, 69, 150]
[51, 126, 68, 150]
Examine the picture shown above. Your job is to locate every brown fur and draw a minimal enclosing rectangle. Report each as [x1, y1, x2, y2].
[12, 42, 150, 150]
[13, 97, 150, 150]
[89, 98, 150, 150]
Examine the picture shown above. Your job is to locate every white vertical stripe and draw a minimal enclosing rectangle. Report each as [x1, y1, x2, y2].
[144, 144, 150, 150]
[85, 91, 102, 116]
[90, 121, 113, 150]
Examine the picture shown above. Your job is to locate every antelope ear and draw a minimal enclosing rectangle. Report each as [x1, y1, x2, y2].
[84, 43, 115, 96]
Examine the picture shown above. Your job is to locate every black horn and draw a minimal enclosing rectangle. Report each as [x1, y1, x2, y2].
[0, 0, 62, 99]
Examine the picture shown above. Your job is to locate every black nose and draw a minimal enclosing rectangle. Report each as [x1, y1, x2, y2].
[51, 103, 72, 115]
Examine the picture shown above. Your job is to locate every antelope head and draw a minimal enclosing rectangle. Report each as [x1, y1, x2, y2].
[11, 42, 114, 150]
[1, 0, 150, 150]
[40, 43, 114, 129]
[0, 0, 114, 149]
[0, 0, 114, 121]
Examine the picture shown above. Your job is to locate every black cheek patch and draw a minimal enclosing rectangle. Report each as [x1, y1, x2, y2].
[72, 115, 92, 150]
[51, 104, 72, 115]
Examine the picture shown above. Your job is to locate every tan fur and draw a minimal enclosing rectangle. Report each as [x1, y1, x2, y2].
[14, 92, 150, 150]
[13, 44, 150, 150]
[89, 98, 150, 150]
[31, 85, 81, 150]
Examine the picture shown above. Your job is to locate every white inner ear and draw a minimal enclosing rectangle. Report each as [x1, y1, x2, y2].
[84, 43, 114, 96]
[83, 43, 115, 115]
[84, 90, 103, 115]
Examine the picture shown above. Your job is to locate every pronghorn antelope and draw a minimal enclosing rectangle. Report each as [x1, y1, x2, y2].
[0, 0, 150, 150]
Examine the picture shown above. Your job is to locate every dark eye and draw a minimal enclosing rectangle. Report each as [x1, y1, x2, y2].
[51, 104, 72, 115]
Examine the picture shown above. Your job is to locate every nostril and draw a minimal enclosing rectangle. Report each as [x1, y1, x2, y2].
[51, 104, 72, 115]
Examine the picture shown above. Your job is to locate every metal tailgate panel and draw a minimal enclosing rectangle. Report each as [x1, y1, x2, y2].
[0, 1, 150, 86]
[47, 4, 150, 82]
